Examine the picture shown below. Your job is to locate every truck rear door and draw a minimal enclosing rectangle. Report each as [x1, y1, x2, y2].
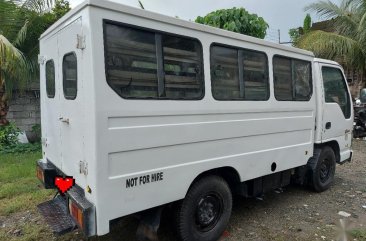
[41, 34, 61, 168]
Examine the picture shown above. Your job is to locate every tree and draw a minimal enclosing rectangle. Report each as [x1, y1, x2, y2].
[289, 14, 312, 46]
[0, 0, 30, 125]
[195, 8, 268, 39]
[0, 0, 70, 125]
[303, 14, 312, 34]
[297, 0, 366, 73]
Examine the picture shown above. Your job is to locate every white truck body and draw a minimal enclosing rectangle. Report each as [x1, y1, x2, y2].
[38, 0, 353, 237]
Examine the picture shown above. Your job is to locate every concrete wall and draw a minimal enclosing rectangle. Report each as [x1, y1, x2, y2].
[7, 90, 40, 133]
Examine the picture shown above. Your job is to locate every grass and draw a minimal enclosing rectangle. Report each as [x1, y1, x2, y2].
[350, 228, 366, 240]
[0, 152, 54, 216]
[0, 152, 57, 241]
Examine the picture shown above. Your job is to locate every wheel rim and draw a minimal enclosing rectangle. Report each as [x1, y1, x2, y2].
[319, 158, 332, 183]
[195, 192, 223, 232]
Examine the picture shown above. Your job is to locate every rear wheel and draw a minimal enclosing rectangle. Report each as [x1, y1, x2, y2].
[176, 175, 232, 241]
[309, 146, 336, 192]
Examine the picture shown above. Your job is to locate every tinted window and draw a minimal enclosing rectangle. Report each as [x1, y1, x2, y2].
[322, 67, 351, 118]
[273, 56, 312, 101]
[104, 21, 204, 100]
[242, 50, 269, 100]
[211, 45, 269, 100]
[105, 24, 158, 98]
[46, 60, 55, 98]
[163, 35, 203, 99]
[293, 60, 312, 101]
[63, 53, 77, 100]
[273, 57, 292, 100]
[211, 46, 240, 100]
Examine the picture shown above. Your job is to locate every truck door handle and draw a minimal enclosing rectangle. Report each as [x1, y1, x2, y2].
[325, 122, 331, 129]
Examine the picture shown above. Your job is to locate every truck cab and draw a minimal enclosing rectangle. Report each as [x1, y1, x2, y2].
[314, 58, 353, 163]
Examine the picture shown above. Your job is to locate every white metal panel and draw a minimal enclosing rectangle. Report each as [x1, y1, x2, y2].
[40, 34, 61, 167]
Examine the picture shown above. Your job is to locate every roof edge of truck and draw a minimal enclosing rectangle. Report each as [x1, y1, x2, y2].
[40, 0, 314, 57]
[314, 58, 341, 66]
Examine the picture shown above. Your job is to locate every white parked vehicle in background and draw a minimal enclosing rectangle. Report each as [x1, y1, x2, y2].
[36, 1, 353, 241]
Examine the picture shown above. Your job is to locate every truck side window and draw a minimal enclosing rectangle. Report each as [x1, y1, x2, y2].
[242, 50, 269, 100]
[46, 60, 55, 98]
[211, 45, 269, 100]
[322, 67, 351, 119]
[104, 21, 204, 100]
[63, 52, 77, 100]
[163, 35, 204, 99]
[104, 23, 158, 98]
[211, 46, 240, 100]
[273, 56, 312, 101]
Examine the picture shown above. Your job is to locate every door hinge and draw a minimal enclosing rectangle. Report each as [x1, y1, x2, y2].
[76, 34, 86, 50]
[38, 55, 46, 65]
[79, 160, 88, 176]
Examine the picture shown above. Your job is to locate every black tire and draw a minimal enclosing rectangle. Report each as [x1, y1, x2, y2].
[309, 146, 336, 192]
[176, 175, 232, 241]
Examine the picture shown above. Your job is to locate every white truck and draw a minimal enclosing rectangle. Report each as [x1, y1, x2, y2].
[36, 1, 353, 241]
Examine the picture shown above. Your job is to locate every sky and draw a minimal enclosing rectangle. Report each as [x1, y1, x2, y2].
[69, 0, 337, 42]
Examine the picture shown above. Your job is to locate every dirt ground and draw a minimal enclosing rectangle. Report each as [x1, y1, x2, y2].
[1, 140, 366, 241]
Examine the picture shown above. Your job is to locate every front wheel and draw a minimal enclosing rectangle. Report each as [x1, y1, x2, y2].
[176, 175, 232, 241]
[309, 146, 336, 192]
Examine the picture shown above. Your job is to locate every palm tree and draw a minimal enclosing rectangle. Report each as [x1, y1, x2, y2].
[297, 0, 366, 75]
[0, 0, 68, 126]
[0, 0, 31, 125]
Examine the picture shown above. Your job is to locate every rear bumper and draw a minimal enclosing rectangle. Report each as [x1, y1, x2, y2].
[36, 159, 96, 237]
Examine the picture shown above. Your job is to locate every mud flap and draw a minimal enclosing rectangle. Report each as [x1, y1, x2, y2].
[37, 195, 77, 235]
[136, 206, 163, 241]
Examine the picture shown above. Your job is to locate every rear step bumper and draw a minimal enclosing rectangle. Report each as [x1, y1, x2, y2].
[36, 159, 96, 237]
[38, 196, 77, 235]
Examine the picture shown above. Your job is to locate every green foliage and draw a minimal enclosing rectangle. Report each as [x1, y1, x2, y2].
[0, 0, 71, 92]
[350, 228, 366, 239]
[303, 14, 312, 33]
[0, 122, 20, 147]
[31, 123, 41, 137]
[289, 14, 312, 46]
[52, 0, 71, 20]
[0, 142, 41, 154]
[0, 122, 41, 154]
[289, 27, 302, 46]
[298, 0, 366, 72]
[195, 8, 269, 39]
